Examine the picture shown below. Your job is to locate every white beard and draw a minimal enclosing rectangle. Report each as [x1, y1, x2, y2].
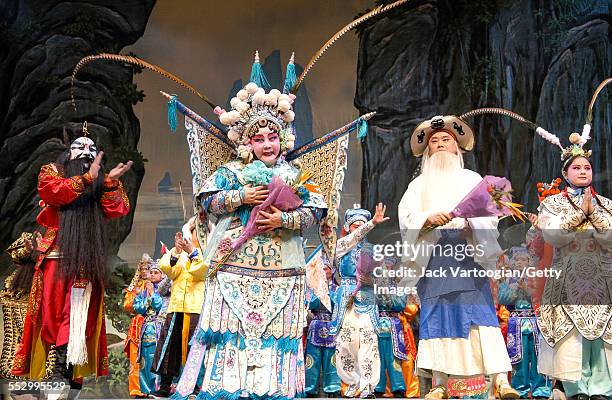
[420, 149, 466, 213]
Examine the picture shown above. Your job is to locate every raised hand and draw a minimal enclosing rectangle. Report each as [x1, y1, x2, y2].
[372, 203, 390, 225]
[109, 160, 133, 180]
[243, 184, 269, 206]
[173, 232, 182, 255]
[179, 234, 195, 255]
[88, 151, 104, 179]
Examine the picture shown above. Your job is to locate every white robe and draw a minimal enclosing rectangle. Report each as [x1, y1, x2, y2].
[536, 192, 612, 382]
[397, 168, 511, 376]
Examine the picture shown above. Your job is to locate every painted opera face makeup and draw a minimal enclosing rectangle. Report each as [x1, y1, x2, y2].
[428, 131, 458, 155]
[250, 127, 281, 167]
[69, 137, 97, 162]
[565, 156, 592, 187]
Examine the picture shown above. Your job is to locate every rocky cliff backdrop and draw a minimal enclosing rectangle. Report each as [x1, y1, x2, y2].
[356, 0, 611, 240]
[0, 0, 155, 268]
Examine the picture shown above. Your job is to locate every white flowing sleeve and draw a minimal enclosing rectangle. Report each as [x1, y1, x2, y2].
[538, 200, 580, 249]
[398, 177, 429, 246]
[467, 216, 501, 270]
[335, 220, 375, 259]
[590, 197, 612, 250]
[397, 177, 437, 286]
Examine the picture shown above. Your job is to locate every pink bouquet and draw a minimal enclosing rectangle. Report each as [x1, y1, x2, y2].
[231, 176, 304, 250]
[449, 175, 525, 221]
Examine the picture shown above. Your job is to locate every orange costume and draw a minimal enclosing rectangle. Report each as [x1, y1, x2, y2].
[124, 289, 146, 397]
[12, 163, 129, 379]
[397, 304, 420, 398]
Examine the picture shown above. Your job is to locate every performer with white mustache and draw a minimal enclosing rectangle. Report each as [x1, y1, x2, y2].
[398, 115, 518, 399]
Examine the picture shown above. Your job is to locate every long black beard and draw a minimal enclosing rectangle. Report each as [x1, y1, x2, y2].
[56, 157, 107, 287]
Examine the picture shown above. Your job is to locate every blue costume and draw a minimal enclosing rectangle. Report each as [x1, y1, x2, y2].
[305, 282, 341, 396]
[133, 274, 171, 395]
[332, 208, 381, 398]
[374, 257, 408, 396]
[498, 246, 551, 398]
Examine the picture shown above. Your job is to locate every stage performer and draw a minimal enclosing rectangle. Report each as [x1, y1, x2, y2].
[537, 132, 612, 400]
[150, 217, 207, 398]
[374, 257, 409, 398]
[332, 204, 389, 398]
[124, 255, 150, 398]
[498, 246, 551, 399]
[134, 256, 170, 396]
[305, 259, 341, 398]
[12, 128, 132, 389]
[398, 115, 518, 399]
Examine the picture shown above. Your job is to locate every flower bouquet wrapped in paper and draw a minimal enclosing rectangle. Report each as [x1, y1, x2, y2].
[449, 175, 525, 221]
[231, 163, 319, 250]
[209, 161, 321, 277]
[231, 175, 303, 250]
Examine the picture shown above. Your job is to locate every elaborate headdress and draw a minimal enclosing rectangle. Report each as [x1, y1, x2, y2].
[411, 115, 474, 157]
[411, 108, 558, 158]
[343, 204, 371, 231]
[126, 253, 155, 292]
[214, 51, 298, 162]
[561, 132, 592, 169]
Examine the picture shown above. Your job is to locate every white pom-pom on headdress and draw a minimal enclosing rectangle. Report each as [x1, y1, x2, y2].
[269, 89, 281, 98]
[536, 127, 563, 149]
[579, 124, 591, 146]
[228, 110, 242, 124]
[237, 89, 248, 100]
[237, 144, 253, 162]
[228, 129, 241, 142]
[283, 110, 295, 123]
[252, 91, 266, 105]
[245, 82, 258, 94]
[278, 100, 291, 113]
[285, 133, 296, 151]
[236, 101, 250, 113]
[219, 112, 232, 125]
[264, 93, 278, 106]
[230, 97, 240, 108]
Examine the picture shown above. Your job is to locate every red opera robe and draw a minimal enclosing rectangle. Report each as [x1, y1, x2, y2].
[12, 163, 130, 379]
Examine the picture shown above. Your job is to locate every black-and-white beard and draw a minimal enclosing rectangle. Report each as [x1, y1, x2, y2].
[420, 149, 465, 212]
